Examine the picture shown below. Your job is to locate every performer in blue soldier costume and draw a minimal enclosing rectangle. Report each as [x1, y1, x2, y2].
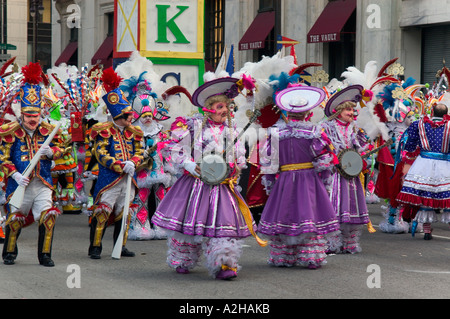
[88, 67, 144, 259]
[396, 101, 450, 240]
[0, 62, 64, 266]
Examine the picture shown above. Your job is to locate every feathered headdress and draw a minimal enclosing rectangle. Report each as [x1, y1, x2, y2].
[379, 77, 417, 123]
[101, 67, 132, 119]
[20, 62, 44, 115]
[102, 67, 123, 92]
[340, 60, 392, 140]
[119, 71, 158, 117]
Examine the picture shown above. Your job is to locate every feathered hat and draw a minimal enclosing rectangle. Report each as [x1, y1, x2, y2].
[324, 85, 364, 117]
[379, 77, 417, 123]
[192, 77, 240, 109]
[20, 62, 44, 116]
[101, 67, 132, 119]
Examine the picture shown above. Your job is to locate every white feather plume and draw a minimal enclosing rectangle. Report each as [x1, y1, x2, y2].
[340, 61, 390, 141]
[231, 53, 297, 149]
[115, 51, 169, 98]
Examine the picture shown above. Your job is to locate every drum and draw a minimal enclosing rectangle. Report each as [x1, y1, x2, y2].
[337, 149, 364, 179]
[199, 154, 230, 185]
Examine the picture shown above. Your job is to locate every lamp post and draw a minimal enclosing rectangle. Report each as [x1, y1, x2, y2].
[30, 0, 44, 62]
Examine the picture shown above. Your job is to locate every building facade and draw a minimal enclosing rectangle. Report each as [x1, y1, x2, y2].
[48, 0, 450, 87]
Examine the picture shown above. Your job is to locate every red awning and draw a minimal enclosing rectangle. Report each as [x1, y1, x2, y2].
[91, 36, 113, 68]
[55, 41, 77, 66]
[239, 11, 275, 51]
[307, 0, 356, 43]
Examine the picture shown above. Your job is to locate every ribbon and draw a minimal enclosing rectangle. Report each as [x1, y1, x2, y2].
[360, 172, 376, 233]
[222, 177, 268, 247]
[221, 264, 237, 272]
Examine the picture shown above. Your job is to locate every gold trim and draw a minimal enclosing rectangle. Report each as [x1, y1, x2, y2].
[40, 213, 56, 254]
[21, 106, 41, 113]
[280, 162, 314, 172]
[93, 210, 110, 247]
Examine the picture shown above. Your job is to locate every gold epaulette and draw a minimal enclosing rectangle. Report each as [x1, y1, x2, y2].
[90, 122, 115, 139]
[0, 122, 25, 143]
[124, 125, 144, 141]
[39, 121, 60, 137]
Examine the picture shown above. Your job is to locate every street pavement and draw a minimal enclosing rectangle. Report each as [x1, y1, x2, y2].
[2, 202, 450, 300]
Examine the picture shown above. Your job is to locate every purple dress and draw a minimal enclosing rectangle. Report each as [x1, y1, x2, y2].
[258, 120, 339, 237]
[320, 119, 371, 254]
[151, 116, 255, 239]
[321, 119, 370, 225]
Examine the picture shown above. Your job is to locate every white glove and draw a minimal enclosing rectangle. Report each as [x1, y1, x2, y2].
[182, 160, 200, 177]
[12, 172, 30, 187]
[40, 145, 53, 158]
[123, 161, 136, 175]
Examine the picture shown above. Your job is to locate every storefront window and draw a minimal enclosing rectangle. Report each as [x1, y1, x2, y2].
[205, 0, 225, 70]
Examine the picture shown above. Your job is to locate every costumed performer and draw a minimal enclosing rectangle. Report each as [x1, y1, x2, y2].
[0, 62, 64, 266]
[321, 85, 372, 254]
[88, 67, 144, 259]
[118, 71, 174, 241]
[396, 102, 450, 240]
[258, 85, 340, 269]
[151, 76, 267, 280]
[375, 79, 418, 233]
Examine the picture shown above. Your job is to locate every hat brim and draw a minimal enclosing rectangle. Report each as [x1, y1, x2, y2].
[324, 85, 364, 117]
[192, 77, 239, 108]
[275, 86, 326, 113]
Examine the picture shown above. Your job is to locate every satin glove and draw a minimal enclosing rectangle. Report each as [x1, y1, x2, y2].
[40, 145, 53, 158]
[123, 161, 136, 175]
[182, 160, 200, 177]
[12, 172, 30, 187]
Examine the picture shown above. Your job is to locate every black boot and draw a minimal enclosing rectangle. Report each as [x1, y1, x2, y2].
[38, 222, 55, 267]
[113, 218, 135, 257]
[121, 247, 135, 257]
[2, 224, 21, 265]
[88, 217, 106, 259]
[39, 254, 55, 267]
[424, 232, 433, 240]
[3, 253, 15, 265]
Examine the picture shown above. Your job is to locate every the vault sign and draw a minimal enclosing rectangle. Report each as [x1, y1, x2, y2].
[115, 0, 205, 59]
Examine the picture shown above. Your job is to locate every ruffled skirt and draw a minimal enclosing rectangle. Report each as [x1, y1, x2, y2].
[152, 174, 255, 238]
[397, 156, 450, 209]
[330, 173, 369, 224]
[258, 170, 340, 236]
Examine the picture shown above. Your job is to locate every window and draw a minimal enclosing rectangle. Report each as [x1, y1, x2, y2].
[255, 0, 279, 61]
[205, 0, 225, 70]
[421, 25, 450, 85]
[327, 4, 356, 80]
[107, 12, 114, 37]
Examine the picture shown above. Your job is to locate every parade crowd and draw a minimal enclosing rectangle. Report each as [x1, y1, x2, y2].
[0, 51, 449, 280]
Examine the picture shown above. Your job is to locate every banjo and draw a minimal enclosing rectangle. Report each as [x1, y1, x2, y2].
[337, 139, 394, 179]
[199, 110, 261, 185]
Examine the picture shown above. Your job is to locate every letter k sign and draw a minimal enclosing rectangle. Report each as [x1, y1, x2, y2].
[156, 5, 191, 44]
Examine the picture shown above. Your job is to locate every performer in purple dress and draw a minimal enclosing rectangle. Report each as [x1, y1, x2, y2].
[258, 85, 340, 269]
[321, 85, 372, 254]
[152, 76, 266, 280]
[396, 102, 450, 240]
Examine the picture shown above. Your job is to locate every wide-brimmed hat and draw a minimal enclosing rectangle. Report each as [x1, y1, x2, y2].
[192, 77, 239, 108]
[324, 85, 364, 117]
[275, 86, 326, 113]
